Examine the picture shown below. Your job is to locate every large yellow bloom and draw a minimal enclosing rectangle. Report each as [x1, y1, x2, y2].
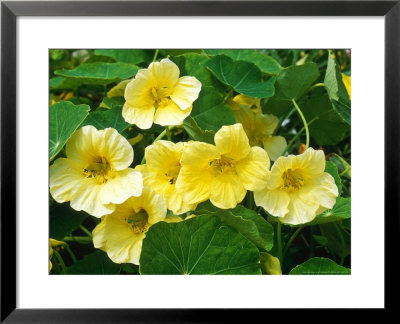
[254, 147, 338, 225]
[228, 94, 287, 161]
[92, 186, 167, 265]
[341, 73, 351, 100]
[50, 125, 143, 217]
[123, 58, 202, 129]
[141, 140, 197, 215]
[175, 123, 270, 209]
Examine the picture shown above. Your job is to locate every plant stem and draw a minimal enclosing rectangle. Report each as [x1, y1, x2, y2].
[283, 226, 303, 260]
[52, 249, 67, 274]
[277, 220, 283, 263]
[334, 223, 346, 265]
[63, 236, 92, 244]
[308, 82, 325, 91]
[281, 116, 318, 156]
[79, 224, 92, 238]
[308, 226, 315, 259]
[291, 98, 310, 149]
[141, 128, 167, 164]
[63, 244, 77, 263]
[152, 49, 159, 62]
[339, 166, 351, 177]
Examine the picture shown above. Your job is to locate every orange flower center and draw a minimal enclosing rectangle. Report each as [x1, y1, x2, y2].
[83, 156, 115, 185]
[210, 155, 236, 175]
[151, 86, 172, 109]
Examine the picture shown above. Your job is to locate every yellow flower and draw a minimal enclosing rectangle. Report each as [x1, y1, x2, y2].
[175, 123, 270, 209]
[49, 239, 64, 272]
[92, 186, 167, 265]
[254, 147, 338, 225]
[228, 94, 287, 161]
[123, 58, 202, 129]
[50, 125, 143, 217]
[341, 73, 351, 99]
[141, 141, 197, 215]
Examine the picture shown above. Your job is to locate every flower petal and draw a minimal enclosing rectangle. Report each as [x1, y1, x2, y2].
[122, 102, 155, 129]
[262, 135, 287, 161]
[98, 128, 133, 171]
[180, 141, 219, 168]
[149, 58, 180, 88]
[170, 76, 202, 110]
[311, 172, 338, 210]
[145, 140, 183, 171]
[209, 172, 246, 209]
[215, 123, 251, 160]
[153, 101, 192, 126]
[235, 146, 270, 191]
[254, 189, 290, 218]
[175, 165, 213, 205]
[294, 147, 325, 178]
[124, 68, 155, 106]
[281, 193, 319, 225]
[49, 158, 83, 202]
[99, 168, 143, 205]
[70, 179, 115, 217]
[163, 185, 197, 215]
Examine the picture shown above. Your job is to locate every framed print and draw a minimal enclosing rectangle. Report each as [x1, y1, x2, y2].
[1, 0, 398, 321]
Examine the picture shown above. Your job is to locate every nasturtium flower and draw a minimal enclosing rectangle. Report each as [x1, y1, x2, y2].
[141, 141, 197, 215]
[92, 186, 167, 265]
[49, 125, 143, 217]
[341, 73, 351, 100]
[123, 58, 202, 129]
[175, 123, 270, 209]
[228, 94, 287, 161]
[254, 147, 338, 225]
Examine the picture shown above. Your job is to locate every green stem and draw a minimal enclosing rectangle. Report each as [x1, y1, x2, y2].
[308, 82, 325, 91]
[308, 226, 315, 259]
[63, 236, 92, 244]
[281, 116, 318, 156]
[63, 244, 77, 263]
[79, 225, 92, 238]
[277, 220, 283, 263]
[291, 99, 310, 149]
[166, 127, 172, 141]
[283, 226, 303, 260]
[141, 128, 167, 164]
[339, 166, 351, 177]
[334, 224, 346, 265]
[223, 89, 234, 103]
[152, 49, 159, 62]
[52, 249, 67, 274]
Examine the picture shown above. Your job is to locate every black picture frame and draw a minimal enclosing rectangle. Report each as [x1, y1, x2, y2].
[1, 0, 398, 321]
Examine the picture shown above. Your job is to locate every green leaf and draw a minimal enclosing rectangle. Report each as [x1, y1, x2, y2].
[67, 251, 121, 274]
[50, 76, 82, 90]
[93, 49, 154, 65]
[195, 204, 274, 251]
[205, 55, 276, 98]
[139, 216, 261, 274]
[82, 106, 129, 133]
[100, 96, 126, 110]
[49, 101, 90, 161]
[55, 62, 139, 85]
[324, 51, 351, 125]
[164, 49, 202, 56]
[301, 95, 350, 146]
[312, 235, 328, 247]
[182, 117, 215, 144]
[204, 49, 282, 75]
[289, 257, 350, 275]
[49, 203, 89, 240]
[191, 86, 235, 132]
[320, 223, 351, 257]
[325, 161, 342, 195]
[304, 197, 350, 226]
[275, 62, 319, 100]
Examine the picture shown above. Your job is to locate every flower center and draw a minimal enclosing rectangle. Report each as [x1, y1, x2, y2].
[281, 169, 305, 192]
[83, 157, 115, 184]
[165, 162, 181, 185]
[151, 86, 172, 109]
[125, 210, 150, 234]
[210, 155, 236, 175]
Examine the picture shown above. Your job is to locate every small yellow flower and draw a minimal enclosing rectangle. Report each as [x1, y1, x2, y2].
[50, 125, 143, 217]
[92, 186, 167, 265]
[228, 94, 287, 161]
[141, 141, 197, 215]
[175, 123, 270, 209]
[341, 73, 351, 100]
[254, 147, 338, 225]
[123, 58, 202, 129]
[49, 239, 64, 272]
